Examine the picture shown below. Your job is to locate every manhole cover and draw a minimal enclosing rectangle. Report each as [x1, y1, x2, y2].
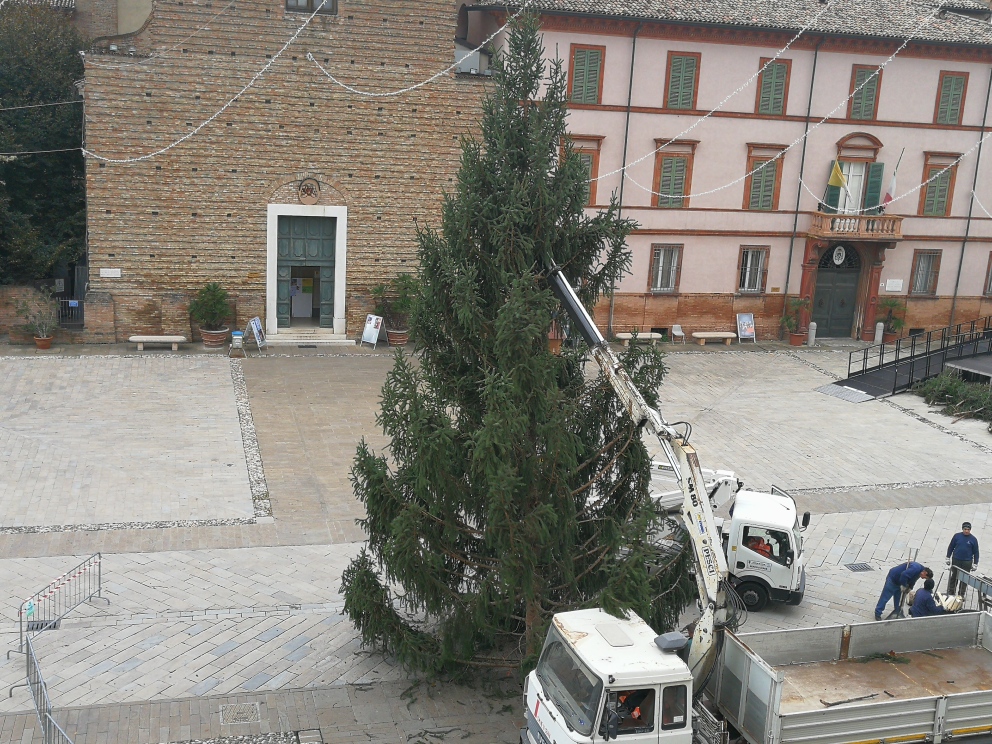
[845, 563, 873, 572]
[220, 702, 261, 725]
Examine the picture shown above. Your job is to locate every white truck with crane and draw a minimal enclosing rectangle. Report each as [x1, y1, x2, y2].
[521, 263, 992, 744]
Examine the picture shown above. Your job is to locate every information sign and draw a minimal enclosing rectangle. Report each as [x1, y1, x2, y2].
[736, 313, 756, 342]
[362, 314, 383, 348]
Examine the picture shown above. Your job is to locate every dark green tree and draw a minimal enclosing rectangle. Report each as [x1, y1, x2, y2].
[341, 14, 695, 675]
[0, 4, 86, 284]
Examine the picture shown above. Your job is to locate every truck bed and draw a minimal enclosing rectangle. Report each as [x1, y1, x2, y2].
[777, 645, 992, 713]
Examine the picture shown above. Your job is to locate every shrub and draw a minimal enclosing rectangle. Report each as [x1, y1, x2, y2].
[914, 372, 992, 433]
[188, 282, 231, 331]
[15, 287, 59, 338]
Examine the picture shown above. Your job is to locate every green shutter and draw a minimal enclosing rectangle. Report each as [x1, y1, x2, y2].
[578, 152, 593, 204]
[923, 169, 951, 216]
[823, 160, 841, 214]
[758, 62, 788, 115]
[658, 156, 686, 208]
[863, 162, 885, 214]
[748, 160, 776, 211]
[851, 68, 879, 120]
[936, 74, 966, 125]
[571, 49, 601, 104]
[667, 55, 697, 109]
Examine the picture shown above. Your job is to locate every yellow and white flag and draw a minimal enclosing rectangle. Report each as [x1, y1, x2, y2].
[827, 161, 848, 189]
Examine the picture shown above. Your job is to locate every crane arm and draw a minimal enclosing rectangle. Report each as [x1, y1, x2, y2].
[547, 263, 729, 688]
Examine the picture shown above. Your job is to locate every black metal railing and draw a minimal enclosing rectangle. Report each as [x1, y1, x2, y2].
[57, 299, 84, 330]
[8, 553, 107, 657]
[847, 315, 992, 395]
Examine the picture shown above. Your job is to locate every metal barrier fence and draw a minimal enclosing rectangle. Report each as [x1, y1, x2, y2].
[16, 636, 74, 744]
[8, 553, 107, 658]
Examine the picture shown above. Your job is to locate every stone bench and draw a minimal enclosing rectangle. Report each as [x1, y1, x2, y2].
[129, 335, 188, 351]
[615, 332, 665, 346]
[691, 332, 737, 346]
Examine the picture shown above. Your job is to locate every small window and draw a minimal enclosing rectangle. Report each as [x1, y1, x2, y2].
[569, 137, 602, 206]
[756, 60, 790, 115]
[665, 53, 700, 110]
[746, 159, 778, 211]
[935, 72, 967, 125]
[662, 685, 687, 730]
[920, 157, 956, 217]
[849, 65, 880, 120]
[602, 688, 655, 735]
[738, 246, 768, 294]
[285, 0, 336, 13]
[742, 526, 791, 566]
[570, 46, 604, 105]
[911, 250, 941, 295]
[650, 244, 681, 293]
[656, 155, 688, 208]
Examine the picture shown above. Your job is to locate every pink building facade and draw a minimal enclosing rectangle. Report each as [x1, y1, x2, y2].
[465, 1, 992, 339]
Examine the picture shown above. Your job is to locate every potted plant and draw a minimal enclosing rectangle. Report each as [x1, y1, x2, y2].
[16, 288, 60, 350]
[781, 297, 810, 346]
[371, 273, 418, 346]
[189, 282, 231, 348]
[877, 297, 906, 343]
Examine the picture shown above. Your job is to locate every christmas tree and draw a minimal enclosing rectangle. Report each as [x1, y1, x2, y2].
[341, 13, 695, 674]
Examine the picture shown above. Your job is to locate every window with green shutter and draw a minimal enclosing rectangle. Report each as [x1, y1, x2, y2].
[666, 54, 699, 110]
[577, 151, 594, 205]
[921, 165, 953, 216]
[935, 73, 967, 125]
[656, 156, 688, 208]
[850, 66, 880, 120]
[757, 61, 789, 115]
[747, 159, 778, 211]
[570, 46, 603, 105]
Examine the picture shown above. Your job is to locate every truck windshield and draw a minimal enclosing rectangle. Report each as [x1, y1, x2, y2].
[535, 627, 603, 736]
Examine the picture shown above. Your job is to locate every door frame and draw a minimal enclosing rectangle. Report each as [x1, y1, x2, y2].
[811, 245, 862, 337]
[266, 204, 348, 335]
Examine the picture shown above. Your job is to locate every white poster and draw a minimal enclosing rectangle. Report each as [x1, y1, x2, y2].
[362, 314, 383, 347]
[248, 317, 266, 349]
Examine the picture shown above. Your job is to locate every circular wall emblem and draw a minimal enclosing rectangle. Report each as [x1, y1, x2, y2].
[832, 245, 846, 266]
[298, 178, 320, 205]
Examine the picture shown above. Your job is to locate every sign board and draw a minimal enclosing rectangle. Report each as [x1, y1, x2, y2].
[885, 279, 904, 292]
[54, 279, 65, 292]
[362, 314, 383, 348]
[68, 300, 79, 308]
[248, 317, 266, 349]
[99, 268, 121, 278]
[736, 313, 756, 342]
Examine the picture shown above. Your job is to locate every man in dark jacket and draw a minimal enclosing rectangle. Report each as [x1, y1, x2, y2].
[946, 522, 979, 596]
[875, 562, 933, 621]
[910, 579, 946, 617]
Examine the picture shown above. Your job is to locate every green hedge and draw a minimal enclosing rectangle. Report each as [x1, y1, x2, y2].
[913, 372, 992, 433]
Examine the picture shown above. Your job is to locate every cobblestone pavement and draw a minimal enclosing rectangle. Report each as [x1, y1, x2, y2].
[0, 343, 990, 743]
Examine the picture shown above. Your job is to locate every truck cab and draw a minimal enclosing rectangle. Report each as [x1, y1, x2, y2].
[722, 487, 806, 611]
[522, 609, 693, 744]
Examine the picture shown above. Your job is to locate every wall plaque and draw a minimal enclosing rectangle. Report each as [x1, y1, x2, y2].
[298, 178, 320, 205]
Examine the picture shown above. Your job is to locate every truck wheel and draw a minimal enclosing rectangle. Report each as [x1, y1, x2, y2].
[736, 582, 769, 612]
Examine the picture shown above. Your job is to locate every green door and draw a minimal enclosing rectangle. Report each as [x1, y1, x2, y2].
[811, 246, 861, 337]
[276, 215, 336, 328]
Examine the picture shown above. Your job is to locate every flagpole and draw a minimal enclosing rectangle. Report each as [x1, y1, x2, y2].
[893, 147, 905, 178]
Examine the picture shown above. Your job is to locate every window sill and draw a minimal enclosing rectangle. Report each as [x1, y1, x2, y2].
[650, 290, 680, 296]
[908, 293, 940, 299]
[285, 7, 337, 14]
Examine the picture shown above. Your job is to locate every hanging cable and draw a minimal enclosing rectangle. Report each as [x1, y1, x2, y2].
[0, 147, 81, 156]
[82, 0, 331, 163]
[972, 189, 992, 220]
[622, 2, 942, 201]
[0, 100, 82, 112]
[305, 0, 535, 97]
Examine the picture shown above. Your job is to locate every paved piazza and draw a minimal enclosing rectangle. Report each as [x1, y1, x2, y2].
[0, 343, 990, 743]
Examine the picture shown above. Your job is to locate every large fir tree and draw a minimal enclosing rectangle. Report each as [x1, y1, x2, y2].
[341, 14, 695, 674]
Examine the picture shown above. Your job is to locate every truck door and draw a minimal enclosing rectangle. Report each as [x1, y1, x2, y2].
[660, 684, 690, 744]
[598, 687, 661, 743]
[734, 526, 794, 609]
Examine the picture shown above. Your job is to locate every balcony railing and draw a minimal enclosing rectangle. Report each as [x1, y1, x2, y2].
[808, 212, 903, 241]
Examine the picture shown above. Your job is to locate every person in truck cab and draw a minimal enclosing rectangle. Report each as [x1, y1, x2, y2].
[875, 562, 933, 621]
[745, 536, 773, 558]
[909, 578, 946, 617]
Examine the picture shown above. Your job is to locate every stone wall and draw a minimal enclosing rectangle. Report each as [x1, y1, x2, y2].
[82, 0, 486, 341]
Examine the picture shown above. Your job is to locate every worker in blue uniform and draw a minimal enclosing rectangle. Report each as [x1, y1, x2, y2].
[946, 521, 980, 596]
[910, 579, 946, 617]
[875, 562, 933, 621]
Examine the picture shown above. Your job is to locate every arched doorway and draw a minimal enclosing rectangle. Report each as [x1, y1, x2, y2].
[811, 244, 861, 337]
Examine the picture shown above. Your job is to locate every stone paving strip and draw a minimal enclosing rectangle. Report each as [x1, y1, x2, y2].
[0, 357, 254, 528]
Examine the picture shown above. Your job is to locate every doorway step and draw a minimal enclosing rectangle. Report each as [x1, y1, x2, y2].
[266, 328, 353, 346]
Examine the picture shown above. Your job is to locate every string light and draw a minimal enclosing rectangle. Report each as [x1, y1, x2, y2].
[0, 147, 81, 157]
[971, 189, 992, 220]
[306, 0, 534, 97]
[84, 0, 240, 69]
[0, 100, 82, 112]
[591, 0, 838, 186]
[622, 2, 941, 201]
[82, 0, 331, 163]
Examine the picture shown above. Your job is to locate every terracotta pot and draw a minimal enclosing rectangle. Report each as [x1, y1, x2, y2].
[882, 331, 899, 344]
[200, 327, 229, 348]
[386, 329, 409, 347]
[788, 332, 806, 346]
[34, 336, 53, 350]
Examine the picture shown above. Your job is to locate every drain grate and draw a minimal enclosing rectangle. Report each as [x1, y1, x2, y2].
[26, 619, 59, 633]
[845, 563, 873, 572]
[220, 702, 261, 725]
[297, 344, 317, 349]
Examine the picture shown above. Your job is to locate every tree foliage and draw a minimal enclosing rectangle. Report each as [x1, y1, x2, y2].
[341, 14, 695, 675]
[0, 4, 86, 284]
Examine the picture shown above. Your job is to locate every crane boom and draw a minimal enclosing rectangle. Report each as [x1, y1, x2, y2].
[547, 262, 729, 687]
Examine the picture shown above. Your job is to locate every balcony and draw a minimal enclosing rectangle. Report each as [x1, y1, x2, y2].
[807, 212, 903, 241]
